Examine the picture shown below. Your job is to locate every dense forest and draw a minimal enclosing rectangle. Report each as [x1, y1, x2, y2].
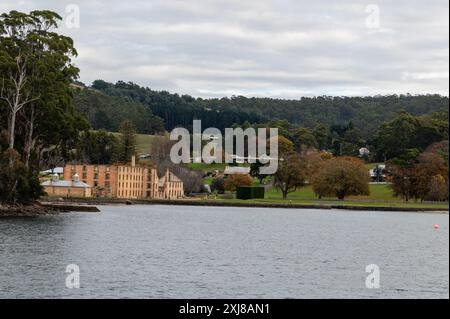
[75, 80, 449, 139]
[73, 86, 165, 134]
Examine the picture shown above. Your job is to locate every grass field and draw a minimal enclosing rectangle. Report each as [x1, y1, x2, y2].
[110, 132, 160, 155]
[187, 162, 228, 171]
[212, 184, 449, 210]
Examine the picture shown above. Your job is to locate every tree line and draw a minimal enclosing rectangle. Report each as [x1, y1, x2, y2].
[80, 80, 448, 139]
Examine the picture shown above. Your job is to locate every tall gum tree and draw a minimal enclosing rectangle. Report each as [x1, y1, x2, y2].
[0, 10, 83, 168]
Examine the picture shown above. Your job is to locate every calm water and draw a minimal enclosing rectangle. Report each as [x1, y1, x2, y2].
[0, 205, 448, 299]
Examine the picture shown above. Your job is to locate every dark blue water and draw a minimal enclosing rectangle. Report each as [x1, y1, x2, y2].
[0, 205, 448, 298]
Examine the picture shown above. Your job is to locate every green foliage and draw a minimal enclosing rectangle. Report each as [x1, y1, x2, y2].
[76, 130, 118, 164]
[374, 111, 448, 161]
[0, 10, 85, 204]
[250, 161, 266, 183]
[74, 88, 164, 134]
[90, 80, 266, 131]
[210, 177, 225, 194]
[293, 127, 318, 152]
[313, 124, 330, 150]
[0, 149, 43, 204]
[114, 120, 137, 163]
[88, 81, 448, 139]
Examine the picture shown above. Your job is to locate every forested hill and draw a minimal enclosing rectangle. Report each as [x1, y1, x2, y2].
[75, 80, 449, 137]
[73, 86, 165, 134]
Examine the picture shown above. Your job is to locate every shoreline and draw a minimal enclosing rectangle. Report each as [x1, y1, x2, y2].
[0, 202, 100, 218]
[41, 197, 449, 213]
[2, 198, 447, 217]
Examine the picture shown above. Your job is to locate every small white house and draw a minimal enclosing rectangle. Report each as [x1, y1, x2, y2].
[224, 166, 251, 175]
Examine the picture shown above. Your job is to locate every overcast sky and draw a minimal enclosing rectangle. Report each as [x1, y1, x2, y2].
[1, 0, 449, 98]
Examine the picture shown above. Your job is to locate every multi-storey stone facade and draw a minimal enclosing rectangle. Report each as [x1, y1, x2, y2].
[63, 157, 184, 200]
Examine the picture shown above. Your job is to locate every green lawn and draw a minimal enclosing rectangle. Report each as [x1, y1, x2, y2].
[187, 162, 227, 171]
[262, 184, 396, 202]
[109, 132, 161, 155]
[211, 184, 449, 210]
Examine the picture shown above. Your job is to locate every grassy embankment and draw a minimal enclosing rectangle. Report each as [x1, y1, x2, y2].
[209, 184, 449, 210]
[110, 132, 160, 155]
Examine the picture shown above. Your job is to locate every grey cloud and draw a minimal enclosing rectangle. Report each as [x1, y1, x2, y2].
[1, 0, 448, 98]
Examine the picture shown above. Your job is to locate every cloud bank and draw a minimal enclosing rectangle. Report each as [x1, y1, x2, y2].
[1, 0, 449, 98]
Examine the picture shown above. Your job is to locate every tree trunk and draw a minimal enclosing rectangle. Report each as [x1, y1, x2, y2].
[24, 106, 35, 168]
[8, 111, 16, 150]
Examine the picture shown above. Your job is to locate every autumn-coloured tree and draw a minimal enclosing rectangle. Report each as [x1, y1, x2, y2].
[224, 174, 253, 192]
[250, 135, 294, 179]
[424, 140, 449, 165]
[311, 157, 369, 200]
[273, 152, 306, 199]
[388, 140, 449, 202]
[388, 165, 418, 202]
[277, 135, 294, 157]
[414, 151, 448, 201]
[426, 175, 448, 201]
[304, 150, 333, 182]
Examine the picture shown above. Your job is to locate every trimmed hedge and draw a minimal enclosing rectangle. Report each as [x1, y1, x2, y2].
[236, 186, 265, 200]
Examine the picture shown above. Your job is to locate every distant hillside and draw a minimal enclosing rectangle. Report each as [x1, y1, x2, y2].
[73, 88, 165, 134]
[77, 80, 449, 138]
[108, 131, 160, 155]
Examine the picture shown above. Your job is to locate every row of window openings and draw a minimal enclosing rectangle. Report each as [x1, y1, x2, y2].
[72, 171, 110, 180]
[73, 171, 155, 182]
[118, 174, 146, 181]
[118, 182, 146, 189]
[72, 166, 111, 172]
[118, 190, 143, 198]
[73, 166, 149, 174]
[117, 190, 180, 198]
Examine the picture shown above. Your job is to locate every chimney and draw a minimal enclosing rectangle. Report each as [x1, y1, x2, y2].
[131, 155, 136, 167]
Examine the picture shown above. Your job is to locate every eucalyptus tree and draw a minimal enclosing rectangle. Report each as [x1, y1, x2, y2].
[0, 10, 85, 168]
[0, 10, 86, 203]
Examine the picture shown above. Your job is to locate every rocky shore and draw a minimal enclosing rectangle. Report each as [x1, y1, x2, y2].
[0, 202, 100, 217]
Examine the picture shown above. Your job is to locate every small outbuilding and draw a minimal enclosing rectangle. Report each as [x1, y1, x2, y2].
[41, 174, 92, 198]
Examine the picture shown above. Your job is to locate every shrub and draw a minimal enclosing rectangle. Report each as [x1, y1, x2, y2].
[224, 174, 253, 192]
[0, 149, 44, 204]
[211, 177, 225, 194]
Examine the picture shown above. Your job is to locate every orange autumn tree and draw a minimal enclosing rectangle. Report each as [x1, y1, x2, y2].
[311, 156, 369, 200]
[413, 143, 449, 202]
[224, 174, 253, 192]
